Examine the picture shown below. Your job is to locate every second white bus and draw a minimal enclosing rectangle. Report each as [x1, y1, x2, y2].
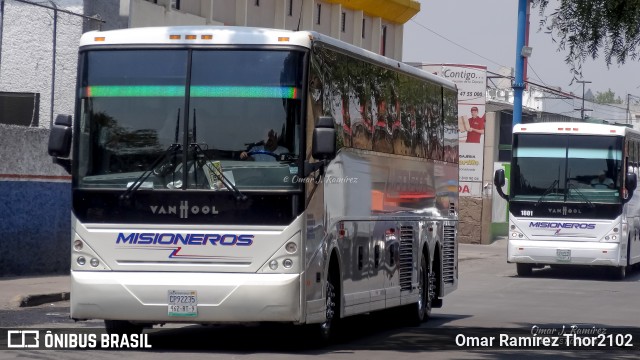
[495, 122, 640, 279]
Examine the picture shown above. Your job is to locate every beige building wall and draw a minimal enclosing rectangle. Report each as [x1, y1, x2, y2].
[121, 0, 420, 61]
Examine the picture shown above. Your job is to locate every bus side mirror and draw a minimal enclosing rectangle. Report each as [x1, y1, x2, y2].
[494, 169, 508, 201]
[48, 114, 72, 173]
[626, 172, 637, 192]
[494, 169, 505, 188]
[312, 116, 336, 160]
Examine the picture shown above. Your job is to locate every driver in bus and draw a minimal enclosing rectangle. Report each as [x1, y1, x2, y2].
[590, 171, 614, 189]
[240, 129, 289, 161]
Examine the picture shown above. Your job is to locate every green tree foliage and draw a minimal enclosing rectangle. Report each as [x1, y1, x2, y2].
[532, 0, 640, 79]
[594, 89, 623, 104]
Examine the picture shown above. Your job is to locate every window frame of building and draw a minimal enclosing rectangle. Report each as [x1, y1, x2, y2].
[0, 92, 40, 127]
[341, 12, 346, 32]
[381, 25, 387, 56]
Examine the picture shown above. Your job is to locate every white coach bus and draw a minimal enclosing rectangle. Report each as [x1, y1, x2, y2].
[494, 122, 640, 279]
[48, 26, 459, 340]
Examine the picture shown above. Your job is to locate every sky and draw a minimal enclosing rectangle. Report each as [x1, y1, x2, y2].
[402, 0, 640, 101]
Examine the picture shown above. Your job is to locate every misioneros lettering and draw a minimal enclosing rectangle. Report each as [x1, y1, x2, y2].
[116, 233, 254, 246]
[529, 222, 596, 230]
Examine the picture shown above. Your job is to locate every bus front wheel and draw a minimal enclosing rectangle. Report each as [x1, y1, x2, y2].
[516, 263, 533, 277]
[104, 320, 144, 335]
[610, 265, 627, 280]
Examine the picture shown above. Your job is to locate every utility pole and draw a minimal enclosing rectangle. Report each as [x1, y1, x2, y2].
[574, 80, 592, 120]
[628, 94, 640, 125]
[628, 94, 631, 124]
[512, 0, 530, 127]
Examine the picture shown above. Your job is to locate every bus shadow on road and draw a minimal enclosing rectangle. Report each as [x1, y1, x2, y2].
[142, 311, 472, 353]
[512, 264, 640, 281]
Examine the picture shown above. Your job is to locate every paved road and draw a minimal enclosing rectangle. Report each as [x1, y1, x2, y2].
[2, 239, 639, 359]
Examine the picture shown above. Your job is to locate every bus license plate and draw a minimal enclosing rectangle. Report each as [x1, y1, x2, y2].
[556, 249, 571, 262]
[168, 290, 197, 317]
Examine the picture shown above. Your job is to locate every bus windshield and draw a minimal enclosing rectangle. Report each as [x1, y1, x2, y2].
[76, 49, 303, 191]
[511, 133, 623, 204]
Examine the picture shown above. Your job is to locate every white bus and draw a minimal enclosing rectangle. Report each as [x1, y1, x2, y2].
[48, 26, 459, 340]
[494, 122, 640, 279]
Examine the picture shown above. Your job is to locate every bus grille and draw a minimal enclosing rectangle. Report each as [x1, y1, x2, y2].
[399, 226, 414, 291]
[442, 225, 456, 285]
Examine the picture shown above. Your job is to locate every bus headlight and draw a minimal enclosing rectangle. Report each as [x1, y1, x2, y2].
[77, 256, 86, 266]
[285, 242, 297, 253]
[269, 260, 278, 270]
[73, 240, 83, 251]
[282, 259, 293, 268]
[90, 258, 100, 267]
[602, 232, 619, 242]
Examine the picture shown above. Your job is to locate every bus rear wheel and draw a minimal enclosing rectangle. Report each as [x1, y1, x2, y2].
[402, 253, 431, 325]
[516, 263, 533, 277]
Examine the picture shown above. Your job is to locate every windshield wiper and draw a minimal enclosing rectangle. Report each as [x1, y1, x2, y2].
[535, 179, 559, 207]
[191, 143, 248, 201]
[120, 143, 182, 202]
[566, 181, 595, 208]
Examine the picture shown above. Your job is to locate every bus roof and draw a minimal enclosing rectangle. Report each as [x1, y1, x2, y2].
[513, 122, 639, 137]
[79, 26, 456, 91]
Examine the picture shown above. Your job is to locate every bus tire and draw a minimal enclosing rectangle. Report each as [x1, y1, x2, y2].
[317, 271, 340, 343]
[104, 320, 144, 335]
[611, 238, 631, 280]
[610, 265, 627, 280]
[516, 263, 533, 277]
[402, 253, 430, 325]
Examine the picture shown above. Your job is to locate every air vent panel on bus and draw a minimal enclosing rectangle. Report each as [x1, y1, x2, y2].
[442, 225, 456, 285]
[399, 226, 414, 292]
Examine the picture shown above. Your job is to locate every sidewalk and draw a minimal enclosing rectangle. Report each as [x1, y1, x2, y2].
[0, 275, 70, 310]
[0, 239, 507, 310]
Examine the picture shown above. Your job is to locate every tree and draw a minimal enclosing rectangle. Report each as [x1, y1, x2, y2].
[594, 89, 623, 104]
[532, 0, 640, 79]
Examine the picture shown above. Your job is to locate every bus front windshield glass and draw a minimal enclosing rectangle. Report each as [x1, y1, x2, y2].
[511, 133, 623, 204]
[76, 49, 303, 191]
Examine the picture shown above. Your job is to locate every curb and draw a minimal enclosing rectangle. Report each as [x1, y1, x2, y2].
[17, 292, 70, 308]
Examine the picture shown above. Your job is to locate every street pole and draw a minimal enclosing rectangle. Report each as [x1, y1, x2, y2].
[628, 94, 631, 124]
[574, 80, 591, 120]
[512, 0, 529, 127]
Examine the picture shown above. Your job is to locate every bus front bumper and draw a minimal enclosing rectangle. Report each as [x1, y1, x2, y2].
[507, 240, 622, 266]
[70, 271, 301, 323]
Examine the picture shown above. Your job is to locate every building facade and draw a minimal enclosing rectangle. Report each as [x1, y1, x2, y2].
[0, 0, 420, 275]
[119, 0, 418, 61]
